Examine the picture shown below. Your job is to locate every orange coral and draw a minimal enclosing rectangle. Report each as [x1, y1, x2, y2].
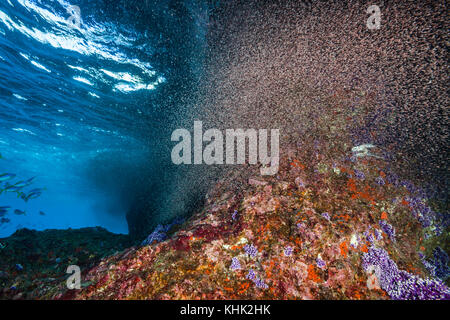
[307, 264, 322, 283]
[238, 282, 250, 294]
[347, 178, 357, 193]
[340, 241, 349, 257]
[290, 159, 305, 170]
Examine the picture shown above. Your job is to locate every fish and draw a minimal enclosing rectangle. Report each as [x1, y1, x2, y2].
[2, 183, 21, 192]
[0, 218, 10, 224]
[0, 173, 16, 182]
[13, 209, 26, 215]
[6, 186, 23, 193]
[12, 181, 26, 187]
[23, 192, 42, 201]
[39, 211, 45, 216]
[19, 193, 31, 202]
[13, 177, 35, 188]
[18, 188, 43, 201]
[0, 207, 9, 216]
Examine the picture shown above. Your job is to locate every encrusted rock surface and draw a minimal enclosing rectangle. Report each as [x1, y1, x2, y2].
[0, 227, 131, 300]
[27, 145, 448, 300]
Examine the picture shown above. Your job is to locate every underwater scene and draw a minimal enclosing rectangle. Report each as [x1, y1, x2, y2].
[0, 0, 448, 303]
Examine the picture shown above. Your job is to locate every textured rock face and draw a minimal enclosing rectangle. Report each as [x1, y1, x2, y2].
[0, 227, 131, 300]
[34, 141, 447, 300]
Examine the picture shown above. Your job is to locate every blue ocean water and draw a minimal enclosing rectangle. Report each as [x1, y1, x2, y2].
[0, 0, 179, 236]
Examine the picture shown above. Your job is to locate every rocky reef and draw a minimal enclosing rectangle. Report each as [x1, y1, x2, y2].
[14, 141, 444, 300]
[0, 227, 131, 300]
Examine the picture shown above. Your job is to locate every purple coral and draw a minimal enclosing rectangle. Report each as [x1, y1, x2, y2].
[354, 169, 365, 180]
[401, 180, 418, 194]
[230, 257, 241, 271]
[254, 277, 269, 289]
[374, 228, 383, 241]
[422, 247, 450, 281]
[232, 210, 239, 221]
[362, 246, 450, 300]
[316, 257, 326, 269]
[405, 196, 436, 229]
[386, 172, 400, 186]
[246, 269, 257, 281]
[321, 212, 331, 221]
[379, 220, 396, 241]
[141, 224, 168, 246]
[244, 244, 258, 258]
[375, 176, 385, 185]
[141, 217, 184, 246]
[365, 231, 375, 244]
[247, 269, 269, 289]
[284, 246, 293, 256]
